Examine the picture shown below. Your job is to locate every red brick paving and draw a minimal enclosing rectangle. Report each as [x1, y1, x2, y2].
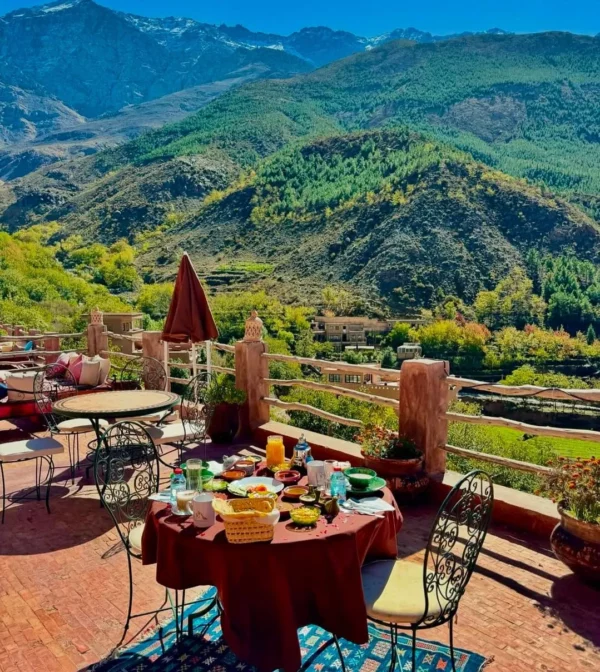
[0, 419, 598, 671]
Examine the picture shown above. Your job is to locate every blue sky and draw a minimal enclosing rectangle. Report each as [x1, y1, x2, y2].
[1, 0, 599, 37]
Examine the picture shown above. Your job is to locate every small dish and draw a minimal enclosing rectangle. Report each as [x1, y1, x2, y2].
[283, 485, 309, 500]
[290, 506, 321, 527]
[299, 493, 317, 505]
[221, 469, 246, 482]
[274, 469, 301, 485]
[276, 501, 294, 519]
[235, 460, 256, 476]
[203, 479, 227, 492]
[344, 467, 377, 490]
[269, 461, 292, 474]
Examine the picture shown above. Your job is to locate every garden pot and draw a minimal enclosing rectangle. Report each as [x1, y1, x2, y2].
[361, 451, 424, 477]
[207, 402, 240, 444]
[550, 505, 600, 585]
[361, 450, 427, 500]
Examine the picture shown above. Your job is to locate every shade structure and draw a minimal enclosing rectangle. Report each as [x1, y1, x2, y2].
[161, 253, 218, 343]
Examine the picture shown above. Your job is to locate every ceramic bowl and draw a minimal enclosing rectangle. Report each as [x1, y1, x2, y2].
[290, 506, 321, 527]
[235, 460, 256, 476]
[274, 469, 301, 485]
[344, 467, 377, 490]
[221, 469, 246, 482]
[283, 485, 309, 500]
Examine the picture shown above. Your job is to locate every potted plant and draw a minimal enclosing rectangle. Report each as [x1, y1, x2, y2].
[206, 374, 247, 444]
[357, 425, 429, 500]
[540, 456, 600, 584]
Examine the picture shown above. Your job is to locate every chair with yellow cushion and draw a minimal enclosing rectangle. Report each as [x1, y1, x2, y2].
[361, 470, 494, 672]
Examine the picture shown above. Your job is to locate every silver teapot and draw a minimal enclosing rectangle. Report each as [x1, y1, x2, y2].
[290, 434, 313, 472]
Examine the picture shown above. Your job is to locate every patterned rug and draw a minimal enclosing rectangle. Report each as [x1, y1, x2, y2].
[94, 590, 487, 672]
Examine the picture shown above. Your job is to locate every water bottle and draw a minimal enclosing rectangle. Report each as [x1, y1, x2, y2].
[329, 466, 347, 504]
[170, 468, 186, 505]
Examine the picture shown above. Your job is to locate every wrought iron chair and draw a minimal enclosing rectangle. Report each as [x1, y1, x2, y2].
[117, 356, 175, 425]
[94, 421, 217, 645]
[361, 470, 494, 672]
[146, 373, 215, 463]
[33, 366, 109, 483]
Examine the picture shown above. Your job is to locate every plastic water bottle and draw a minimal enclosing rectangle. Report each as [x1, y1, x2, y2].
[170, 468, 186, 505]
[329, 466, 347, 504]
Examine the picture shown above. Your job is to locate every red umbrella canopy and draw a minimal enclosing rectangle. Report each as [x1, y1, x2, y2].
[162, 253, 219, 343]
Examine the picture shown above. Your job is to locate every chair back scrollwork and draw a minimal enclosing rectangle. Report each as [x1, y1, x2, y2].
[33, 366, 79, 434]
[420, 470, 494, 627]
[120, 356, 167, 391]
[180, 373, 215, 446]
[94, 421, 160, 557]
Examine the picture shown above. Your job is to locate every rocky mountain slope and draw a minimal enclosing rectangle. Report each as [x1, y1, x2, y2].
[139, 130, 600, 310]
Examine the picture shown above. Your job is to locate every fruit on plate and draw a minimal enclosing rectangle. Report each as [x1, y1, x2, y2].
[290, 506, 321, 527]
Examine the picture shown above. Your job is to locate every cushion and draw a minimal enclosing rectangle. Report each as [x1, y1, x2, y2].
[57, 418, 109, 433]
[79, 358, 101, 387]
[5, 371, 37, 401]
[89, 355, 111, 385]
[46, 352, 72, 379]
[361, 559, 448, 625]
[0, 437, 64, 463]
[146, 422, 186, 445]
[128, 524, 145, 553]
[67, 354, 83, 383]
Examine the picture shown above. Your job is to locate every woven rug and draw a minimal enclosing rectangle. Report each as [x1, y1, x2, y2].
[95, 591, 487, 672]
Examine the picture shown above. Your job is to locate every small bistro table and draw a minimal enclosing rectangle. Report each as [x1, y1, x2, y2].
[52, 389, 180, 440]
[142, 483, 403, 672]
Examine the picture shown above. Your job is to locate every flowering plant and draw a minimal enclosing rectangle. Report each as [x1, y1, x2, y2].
[539, 456, 600, 524]
[356, 425, 422, 461]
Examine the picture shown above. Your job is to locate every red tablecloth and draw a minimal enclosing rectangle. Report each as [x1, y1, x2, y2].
[142, 487, 402, 672]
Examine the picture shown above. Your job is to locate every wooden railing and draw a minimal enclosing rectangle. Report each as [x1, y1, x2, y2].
[260, 350, 401, 428]
[444, 374, 600, 475]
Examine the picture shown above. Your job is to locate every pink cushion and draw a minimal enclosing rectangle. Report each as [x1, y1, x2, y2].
[46, 352, 71, 380]
[67, 354, 83, 383]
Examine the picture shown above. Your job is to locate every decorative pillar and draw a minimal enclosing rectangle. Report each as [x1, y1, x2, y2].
[43, 336, 60, 364]
[141, 332, 166, 389]
[87, 307, 108, 357]
[399, 359, 449, 480]
[235, 311, 270, 436]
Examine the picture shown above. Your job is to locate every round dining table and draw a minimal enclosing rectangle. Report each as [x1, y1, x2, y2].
[142, 481, 403, 672]
[53, 389, 180, 439]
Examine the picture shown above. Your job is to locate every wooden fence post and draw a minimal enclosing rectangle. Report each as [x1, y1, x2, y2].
[235, 311, 269, 437]
[399, 359, 449, 480]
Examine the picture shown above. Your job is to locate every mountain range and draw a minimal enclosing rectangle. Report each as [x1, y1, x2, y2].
[2, 27, 600, 312]
[0, 0, 511, 178]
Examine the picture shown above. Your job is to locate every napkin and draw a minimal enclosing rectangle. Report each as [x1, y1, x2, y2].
[341, 497, 395, 518]
[149, 491, 172, 502]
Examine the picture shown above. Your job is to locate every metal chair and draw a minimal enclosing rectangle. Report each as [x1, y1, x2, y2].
[94, 421, 216, 646]
[117, 356, 174, 425]
[146, 373, 215, 463]
[361, 470, 494, 672]
[33, 366, 108, 483]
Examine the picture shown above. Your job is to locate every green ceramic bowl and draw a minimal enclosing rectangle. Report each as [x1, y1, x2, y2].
[201, 468, 214, 483]
[344, 467, 377, 490]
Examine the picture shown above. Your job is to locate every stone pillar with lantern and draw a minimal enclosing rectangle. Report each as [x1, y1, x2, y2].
[87, 307, 108, 357]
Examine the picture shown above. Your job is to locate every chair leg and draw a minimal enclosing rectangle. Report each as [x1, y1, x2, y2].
[1, 462, 5, 525]
[35, 458, 41, 500]
[411, 626, 417, 672]
[388, 625, 398, 672]
[449, 618, 457, 672]
[119, 551, 135, 648]
[44, 457, 54, 515]
[332, 635, 347, 672]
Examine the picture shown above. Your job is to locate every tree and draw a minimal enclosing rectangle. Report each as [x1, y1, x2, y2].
[136, 283, 174, 319]
[382, 322, 411, 350]
[587, 324, 597, 345]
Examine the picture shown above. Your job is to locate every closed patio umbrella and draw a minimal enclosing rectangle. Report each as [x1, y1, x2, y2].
[162, 253, 218, 380]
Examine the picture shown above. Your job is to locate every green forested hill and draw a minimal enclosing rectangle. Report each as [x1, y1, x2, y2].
[138, 129, 600, 310]
[1, 32, 600, 312]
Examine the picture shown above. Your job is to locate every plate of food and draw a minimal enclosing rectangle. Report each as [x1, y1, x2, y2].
[227, 476, 284, 497]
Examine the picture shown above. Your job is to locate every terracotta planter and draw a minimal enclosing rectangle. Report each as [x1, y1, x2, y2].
[361, 450, 428, 500]
[550, 505, 600, 585]
[207, 402, 240, 444]
[361, 451, 424, 477]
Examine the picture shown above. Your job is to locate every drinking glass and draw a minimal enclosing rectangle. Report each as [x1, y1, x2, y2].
[175, 489, 195, 515]
[266, 435, 285, 467]
[186, 458, 203, 492]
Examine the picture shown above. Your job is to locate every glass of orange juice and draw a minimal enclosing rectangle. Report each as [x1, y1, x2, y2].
[266, 435, 285, 467]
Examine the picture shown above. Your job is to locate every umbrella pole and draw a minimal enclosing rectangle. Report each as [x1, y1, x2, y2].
[206, 340, 212, 380]
[192, 343, 198, 379]
[163, 341, 169, 391]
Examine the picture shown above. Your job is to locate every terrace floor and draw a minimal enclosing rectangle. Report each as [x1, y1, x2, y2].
[0, 419, 598, 672]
